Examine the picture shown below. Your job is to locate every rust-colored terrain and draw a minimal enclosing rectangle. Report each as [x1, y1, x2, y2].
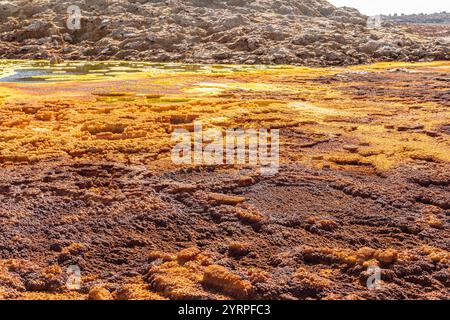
[0, 61, 448, 300]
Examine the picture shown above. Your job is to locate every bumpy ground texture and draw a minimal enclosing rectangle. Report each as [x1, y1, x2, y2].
[0, 60, 448, 300]
[0, 0, 449, 65]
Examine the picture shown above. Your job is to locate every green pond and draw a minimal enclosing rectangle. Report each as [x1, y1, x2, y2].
[0, 60, 292, 83]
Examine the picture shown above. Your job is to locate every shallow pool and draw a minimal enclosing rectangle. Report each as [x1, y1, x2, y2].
[0, 60, 291, 83]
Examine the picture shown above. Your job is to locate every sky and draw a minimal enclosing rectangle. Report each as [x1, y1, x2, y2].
[329, 0, 449, 15]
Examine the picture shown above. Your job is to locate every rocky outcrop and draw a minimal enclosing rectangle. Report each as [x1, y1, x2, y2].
[0, 0, 448, 65]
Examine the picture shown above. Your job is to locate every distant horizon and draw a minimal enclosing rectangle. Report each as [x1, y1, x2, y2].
[329, 0, 449, 16]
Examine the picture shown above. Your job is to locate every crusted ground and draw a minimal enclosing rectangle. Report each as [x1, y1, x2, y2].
[0, 61, 449, 300]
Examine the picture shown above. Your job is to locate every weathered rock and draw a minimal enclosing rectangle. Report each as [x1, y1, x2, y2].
[0, 0, 448, 66]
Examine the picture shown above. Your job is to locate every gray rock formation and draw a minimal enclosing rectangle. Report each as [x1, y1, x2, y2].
[0, 0, 448, 65]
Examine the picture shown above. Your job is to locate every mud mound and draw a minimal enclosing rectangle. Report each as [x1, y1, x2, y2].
[0, 0, 448, 65]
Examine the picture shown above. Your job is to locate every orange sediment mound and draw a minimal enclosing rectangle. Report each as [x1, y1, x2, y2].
[202, 265, 252, 299]
[146, 248, 252, 299]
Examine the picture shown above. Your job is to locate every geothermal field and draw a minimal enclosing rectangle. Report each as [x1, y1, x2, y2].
[0, 0, 449, 301]
[0, 60, 448, 300]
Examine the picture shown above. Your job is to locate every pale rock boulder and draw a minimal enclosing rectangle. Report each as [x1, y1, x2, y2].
[0, 1, 20, 20]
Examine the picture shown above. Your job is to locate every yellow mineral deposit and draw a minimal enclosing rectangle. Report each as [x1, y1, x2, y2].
[0, 60, 448, 170]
